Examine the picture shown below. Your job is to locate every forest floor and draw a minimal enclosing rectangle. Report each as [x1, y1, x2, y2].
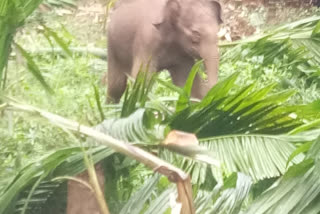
[34, 0, 319, 46]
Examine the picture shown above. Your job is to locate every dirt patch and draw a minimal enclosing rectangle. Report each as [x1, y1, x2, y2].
[220, 0, 318, 40]
[37, 0, 318, 43]
[37, 0, 108, 47]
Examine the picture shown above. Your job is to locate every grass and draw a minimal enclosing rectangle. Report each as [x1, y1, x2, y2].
[1, 2, 320, 202]
[1, 11, 108, 181]
[219, 60, 320, 104]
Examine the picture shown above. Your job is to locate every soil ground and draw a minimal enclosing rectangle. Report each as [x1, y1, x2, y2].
[35, 0, 319, 49]
[36, 0, 319, 46]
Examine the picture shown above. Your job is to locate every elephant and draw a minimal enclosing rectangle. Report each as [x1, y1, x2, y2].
[105, 0, 222, 103]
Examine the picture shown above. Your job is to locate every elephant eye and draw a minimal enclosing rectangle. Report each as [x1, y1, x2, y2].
[191, 30, 201, 44]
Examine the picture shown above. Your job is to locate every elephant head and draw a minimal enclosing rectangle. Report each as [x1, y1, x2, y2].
[155, 0, 222, 96]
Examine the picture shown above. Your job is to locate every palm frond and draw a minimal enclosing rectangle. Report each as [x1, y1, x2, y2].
[43, 0, 77, 8]
[176, 61, 203, 112]
[143, 188, 176, 214]
[163, 133, 307, 186]
[170, 74, 302, 138]
[15, 180, 67, 214]
[0, 0, 74, 91]
[162, 129, 319, 186]
[201, 134, 304, 182]
[282, 129, 320, 142]
[0, 146, 114, 214]
[197, 173, 252, 214]
[0, 0, 16, 87]
[245, 137, 320, 214]
[119, 175, 160, 214]
[119, 172, 251, 214]
[221, 16, 320, 80]
[14, 0, 44, 24]
[95, 109, 165, 144]
[121, 71, 158, 117]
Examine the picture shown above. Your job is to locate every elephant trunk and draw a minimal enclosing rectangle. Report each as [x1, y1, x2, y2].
[191, 54, 219, 99]
[203, 56, 219, 86]
[199, 42, 219, 90]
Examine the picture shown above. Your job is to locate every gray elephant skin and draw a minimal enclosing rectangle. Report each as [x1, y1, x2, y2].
[105, 0, 222, 103]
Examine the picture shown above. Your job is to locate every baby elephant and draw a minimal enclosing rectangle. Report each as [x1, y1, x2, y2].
[106, 0, 222, 103]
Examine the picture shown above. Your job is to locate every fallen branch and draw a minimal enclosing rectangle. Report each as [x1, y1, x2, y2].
[6, 98, 195, 214]
[25, 47, 108, 60]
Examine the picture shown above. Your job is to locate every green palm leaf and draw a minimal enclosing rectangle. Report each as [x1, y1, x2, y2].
[170, 74, 301, 138]
[0, 146, 114, 214]
[143, 187, 175, 214]
[201, 134, 304, 182]
[198, 173, 252, 214]
[119, 175, 160, 214]
[119, 172, 252, 214]
[95, 108, 164, 144]
[245, 137, 320, 214]
[166, 133, 309, 185]
[0, 0, 74, 91]
[221, 16, 320, 80]
[118, 173, 252, 214]
[121, 71, 158, 117]
[43, 0, 77, 8]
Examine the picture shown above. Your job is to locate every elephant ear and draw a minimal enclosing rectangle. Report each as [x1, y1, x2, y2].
[153, 0, 181, 28]
[209, 0, 223, 24]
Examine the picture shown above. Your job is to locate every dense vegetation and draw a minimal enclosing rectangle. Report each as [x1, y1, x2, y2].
[1, 0, 320, 213]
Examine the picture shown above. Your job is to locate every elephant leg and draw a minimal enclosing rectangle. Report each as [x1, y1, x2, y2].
[170, 61, 211, 99]
[169, 61, 194, 88]
[131, 58, 145, 78]
[131, 56, 157, 78]
[106, 53, 128, 103]
[191, 74, 210, 99]
[130, 56, 158, 92]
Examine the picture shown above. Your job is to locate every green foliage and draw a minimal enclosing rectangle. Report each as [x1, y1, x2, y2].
[201, 134, 304, 182]
[95, 109, 164, 144]
[43, 0, 77, 8]
[15, 43, 54, 94]
[221, 16, 320, 104]
[245, 137, 320, 214]
[0, 0, 44, 87]
[121, 71, 158, 118]
[206, 173, 252, 214]
[1, 1, 320, 213]
[176, 61, 203, 112]
[0, 146, 114, 214]
[170, 74, 301, 137]
[222, 16, 320, 71]
[119, 175, 160, 214]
